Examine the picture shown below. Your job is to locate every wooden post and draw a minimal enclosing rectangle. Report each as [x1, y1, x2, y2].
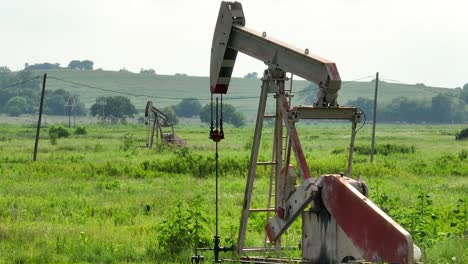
[33, 74, 47, 161]
[370, 72, 379, 162]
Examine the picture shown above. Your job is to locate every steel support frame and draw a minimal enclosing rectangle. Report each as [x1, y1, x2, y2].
[237, 69, 277, 253]
[237, 68, 363, 255]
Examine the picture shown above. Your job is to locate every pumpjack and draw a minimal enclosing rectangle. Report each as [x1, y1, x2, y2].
[208, 1, 420, 263]
[144, 101, 185, 148]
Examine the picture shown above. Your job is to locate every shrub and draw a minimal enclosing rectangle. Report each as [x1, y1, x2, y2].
[49, 126, 70, 139]
[455, 128, 468, 140]
[74, 126, 87, 135]
[121, 132, 135, 151]
[353, 143, 415, 156]
[49, 132, 58, 145]
[157, 195, 209, 254]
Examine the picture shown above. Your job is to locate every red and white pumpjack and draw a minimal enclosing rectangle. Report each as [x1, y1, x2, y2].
[207, 2, 420, 263]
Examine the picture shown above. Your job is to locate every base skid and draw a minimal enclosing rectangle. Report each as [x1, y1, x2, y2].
[224, 256, 371, 263]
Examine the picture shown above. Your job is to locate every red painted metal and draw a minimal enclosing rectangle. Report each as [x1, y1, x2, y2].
[265, 222, 274, 242]
[290, 129, 311, 180]
[279, 96, 311, 180]
[211, 84, 228, 94]
[321, 175, 413, 263]
[325, 63, 340, 82]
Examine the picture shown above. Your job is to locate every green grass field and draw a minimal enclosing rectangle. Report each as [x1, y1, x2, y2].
[37, 69, 459, 120]
[0, 122, 467, 263]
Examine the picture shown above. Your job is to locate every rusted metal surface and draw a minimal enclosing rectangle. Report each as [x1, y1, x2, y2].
[319, 175, 414, 264]
[302, 210, 363, 263]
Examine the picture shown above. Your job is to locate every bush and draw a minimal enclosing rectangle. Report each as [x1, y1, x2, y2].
[49, 132, 58, 145]
[49, 126, 70, 139]
[121, 132, 135, 151]
[354, 144, 415, 156]
[157, 195, 209, 254]
[74, 126, 87, 135]
[455, 128, 468, 140]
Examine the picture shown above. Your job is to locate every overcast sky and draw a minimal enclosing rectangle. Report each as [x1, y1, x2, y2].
[1, 0, 467, 88]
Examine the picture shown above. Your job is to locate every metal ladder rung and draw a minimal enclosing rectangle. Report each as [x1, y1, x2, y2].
[249, 208, 276, 212]
[263, 114, 277, 118]
[256, 161, 277, 165]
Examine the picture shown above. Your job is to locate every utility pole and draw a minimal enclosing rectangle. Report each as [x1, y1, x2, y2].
[33, 74, 47, 161]
[370, 72, 379, 162]
[68, 97, 72, 128]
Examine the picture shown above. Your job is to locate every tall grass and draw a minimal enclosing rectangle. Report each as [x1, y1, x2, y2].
[0, 123, 466, 262]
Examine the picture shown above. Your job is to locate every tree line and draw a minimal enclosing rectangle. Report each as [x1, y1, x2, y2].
[88, 96, 245, 127]
[347, 87, 467, 123]
[300, 82, 468, 124]
[0, 70, 246, 125]
[22, 60, 95, 71]
[0, 70, 86, 116]
[2, 68, 465, 125]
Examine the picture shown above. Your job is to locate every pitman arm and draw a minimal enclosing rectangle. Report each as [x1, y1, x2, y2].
[210, 1, 341, 106]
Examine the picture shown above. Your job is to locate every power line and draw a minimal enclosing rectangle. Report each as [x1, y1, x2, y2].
[342, 75, 374, 85]
[48, 76, 187, 100]
[380, 77, 467, 101]
[48, 76, 263, 101]
[48, 75, 378, 102]
[0, 76, 41, 90]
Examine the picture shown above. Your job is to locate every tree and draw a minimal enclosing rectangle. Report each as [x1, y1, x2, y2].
[346, 97, 374, 118]
[384, 97, 430, 123]
[68, 60, 94, 70]
[90, 96, 137, 123]
[140, 68, 156, 74]
[174, 98, 201, 117]
[244, 72, 258, 79]
[222, 104, 245, 127]
[302, 83, 320, 105]
[229, 111, 245, 127]
[461, 83, 468, 105]
[0, 70, 41, 111]
[160, 106, 178, 125]
[25, 63, 61, 70]
[68, 60, 82, 70]
[199, 103, 245, 127]
[0, 66, 11, 73]
[81, 60, 94, 70]
[431, 95, 453, 123]
[4, 96, 31, 116]
[43, 89, 86, 116]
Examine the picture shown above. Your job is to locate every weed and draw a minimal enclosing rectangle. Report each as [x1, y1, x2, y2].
[93, 142, 104, 152]
[458, 149, 467, 160]
[121, 132, 135, 151]
[49, 132, 58, 145]
[157, 195, 210, 254]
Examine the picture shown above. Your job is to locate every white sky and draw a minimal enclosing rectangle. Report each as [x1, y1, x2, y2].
[1, 0, 467, 88]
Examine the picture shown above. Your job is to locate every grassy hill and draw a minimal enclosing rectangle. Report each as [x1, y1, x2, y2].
[39, 69, 458, 121]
